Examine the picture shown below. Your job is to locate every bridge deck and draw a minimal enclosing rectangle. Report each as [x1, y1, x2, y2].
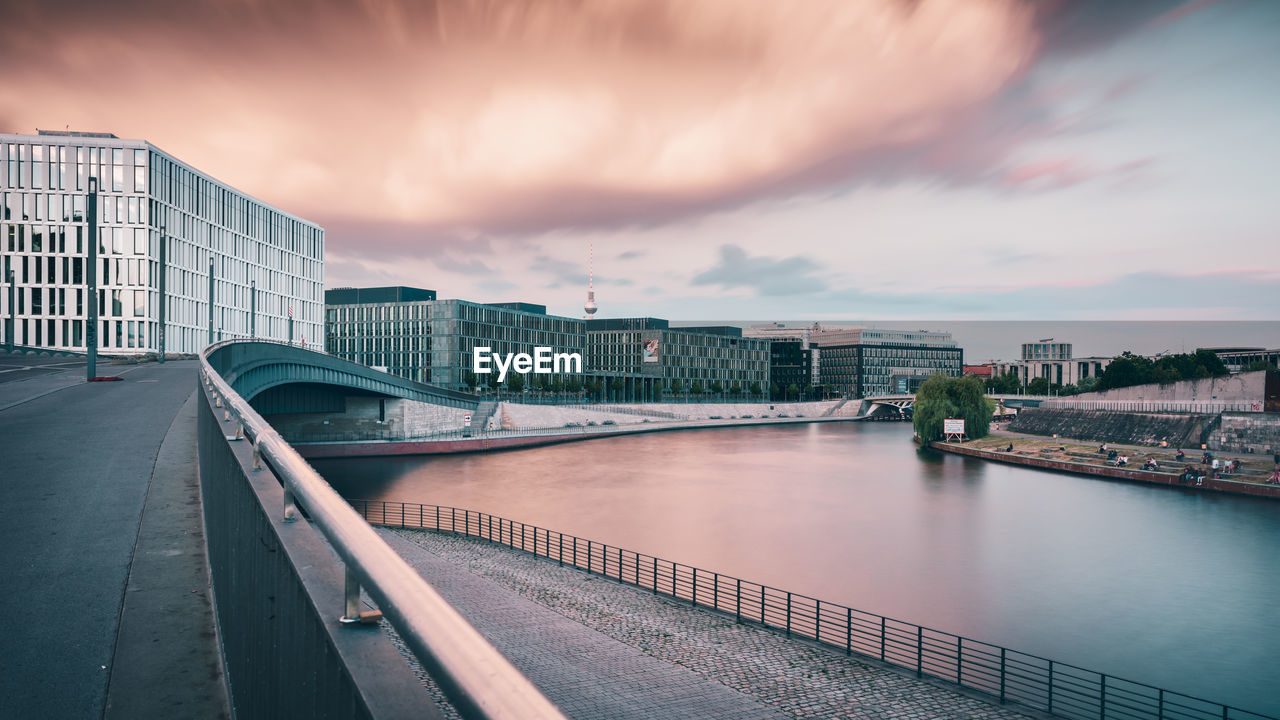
[0, 354, 229, 719]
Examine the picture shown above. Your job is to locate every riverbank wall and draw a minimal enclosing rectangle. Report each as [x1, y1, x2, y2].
[294, 413, 855, 459]
[931, 441, 1280, 500]
[1007, 407, 1215, 447]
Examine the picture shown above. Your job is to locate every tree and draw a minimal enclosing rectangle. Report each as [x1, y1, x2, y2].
[507, 373, 525, 394]
[670, 378, 683, 395]
[786, 383, 800, 400]
[566, 377, 583, 394]
[691, 380, 704, 395]
[769, 382, 780, 400]
[730, 381, 741, 397]
[1076, 376, 1098, 394]
[1026, 377, 1050, 396]
[985, 370, 1021, 395]
[1244, 360, 1275, 372]
[609, 378, 624, 401]
[463, 370, 479, 392]
[711, 380, 724, 395]
[913, 374, 994, 442]
[749, 381, 762, 398]
[589, 379, 604, 400]
[486, 370, 501, 392]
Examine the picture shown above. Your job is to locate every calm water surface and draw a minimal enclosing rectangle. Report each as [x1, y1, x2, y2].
[316, 422, 1280, 716]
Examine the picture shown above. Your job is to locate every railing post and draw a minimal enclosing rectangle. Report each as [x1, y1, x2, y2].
[451, 506, 456, 532]
[1099, 674, 1105, 719]
[435, 504, 440, 531]
[252, 440, 262, 471]
[283, 486, 298, 522]
[917, 626, 923, 677]
[786, 592, 792, 637]
[845, 608, 851, 655]
[692, 568, 698, 606]
[736, 579, 742, 624]
[815, 600, 821, 642]
[1000, 647, 1007, 703]
[880, 616, 886, 661]
[587, 540, 592, 573]
[418, 503, 423, 528]
[713, 574, 719, 611]
[338, 564, 379, 625]
[558, 533, 563, 566]
[573, 537, 578, 569]
[956, 637, 963, 685]
[652, 556, 658, 594]
[1048, 661, 1055, 715]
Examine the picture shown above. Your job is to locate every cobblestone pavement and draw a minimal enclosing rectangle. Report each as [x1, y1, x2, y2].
[378, 528, 1040, 720]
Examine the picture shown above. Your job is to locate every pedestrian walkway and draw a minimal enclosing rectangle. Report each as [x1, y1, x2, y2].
[0, 358, 228, 720]
[379, 528, 1036, 720]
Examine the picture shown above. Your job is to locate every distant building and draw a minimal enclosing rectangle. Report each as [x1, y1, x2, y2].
[768, 339, 812, 395]
[325, 287, 435, 381]
[1206, 347, 1280, 373]
[325, 287, 583, 388]
[813, 328, 961, 397]
[744, 322, 823, 384]
[993, 342, 1111, 388]
[963, 364, 995, 378]
[1022, 339, 1072, 361]
[586, 318, 771, 401]
[2, 130, 324, 353]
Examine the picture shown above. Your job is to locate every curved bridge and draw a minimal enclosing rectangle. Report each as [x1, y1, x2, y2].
[204, 339, 478, 411]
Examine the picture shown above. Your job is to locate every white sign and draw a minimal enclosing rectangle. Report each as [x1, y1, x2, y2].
[463, 414, 472, 425]
[943, 418, 965, 435]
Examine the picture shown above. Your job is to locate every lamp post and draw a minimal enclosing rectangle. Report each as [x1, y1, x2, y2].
[86, 177, 99, 380]
[157, 221, 166, 363]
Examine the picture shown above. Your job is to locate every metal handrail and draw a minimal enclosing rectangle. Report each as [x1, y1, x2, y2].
[355, 500, 1278, 720]
[199, 350, 566, 720]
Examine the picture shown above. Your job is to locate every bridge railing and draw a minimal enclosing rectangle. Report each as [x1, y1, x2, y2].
[199, 351, 566, 720]
[355, 500, 1277, 720]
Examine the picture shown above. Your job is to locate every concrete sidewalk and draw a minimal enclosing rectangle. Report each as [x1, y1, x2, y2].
[0, 360, 228, 719]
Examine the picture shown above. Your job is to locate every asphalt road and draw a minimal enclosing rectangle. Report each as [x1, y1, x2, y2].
[0, 358, 208, 718]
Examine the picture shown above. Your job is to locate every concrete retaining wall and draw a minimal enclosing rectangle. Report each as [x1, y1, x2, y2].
[1008, 407, 1214, 447]
[1210, 413, 1280, 456]
[1071, 371, 1266, 404]
[197, 383, 437, 719]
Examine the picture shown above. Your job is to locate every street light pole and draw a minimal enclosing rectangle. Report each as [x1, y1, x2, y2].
[157, 221, 166, 364]
[86, 177, 99, 380]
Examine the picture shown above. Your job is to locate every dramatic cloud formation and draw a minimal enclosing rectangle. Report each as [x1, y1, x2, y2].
[0, 0, 1068, 240]
[692, 245, 829, 297]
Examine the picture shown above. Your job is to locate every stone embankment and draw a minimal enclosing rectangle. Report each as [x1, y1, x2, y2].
[933, 436, 1280, 500]
[1007, 407, 1216, 448]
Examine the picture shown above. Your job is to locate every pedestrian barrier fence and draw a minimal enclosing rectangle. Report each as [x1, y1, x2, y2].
[354, 499, 1277, 720]
[1038, 399, 1258, 414]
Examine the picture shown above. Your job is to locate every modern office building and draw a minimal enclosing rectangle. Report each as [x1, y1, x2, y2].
[1022, 339, 1072, 362]
[430, 299, 585, 390]
[992, 341, 1112, 388]
[1207, 347, 1280, 373]
[744, 322, 823, 384]
[586, 318, 771, 401]
[325, 287, 436, 381]
[325, 286, 584, 389]
[813, 327, 962, 397]
[1, 130, 324, 354]
[768, 339, 812, 395]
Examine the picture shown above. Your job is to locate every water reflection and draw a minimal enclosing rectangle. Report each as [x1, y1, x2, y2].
[315, 422, 1280, 716]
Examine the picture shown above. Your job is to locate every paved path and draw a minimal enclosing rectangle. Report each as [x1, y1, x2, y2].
[0, 357, 228, 719]
[380, 528, 1038, 720]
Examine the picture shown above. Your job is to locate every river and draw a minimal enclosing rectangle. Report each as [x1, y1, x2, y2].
[315, 422, 1280, 716]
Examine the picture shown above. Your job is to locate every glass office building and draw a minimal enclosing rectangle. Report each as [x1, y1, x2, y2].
[586, 319, 771, 400]
[814, 328, 962, 397]
[1, 130, 324, 354]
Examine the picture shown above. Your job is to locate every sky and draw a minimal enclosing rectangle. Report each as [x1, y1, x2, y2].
[3, 0, 1278, 321]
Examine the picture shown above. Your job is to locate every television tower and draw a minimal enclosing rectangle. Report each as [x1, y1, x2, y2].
[583, 241, 598, 320]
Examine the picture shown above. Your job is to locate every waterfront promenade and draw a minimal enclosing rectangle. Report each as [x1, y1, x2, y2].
[0, 352, 228, 719]
[380, 527, 1038, 720]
